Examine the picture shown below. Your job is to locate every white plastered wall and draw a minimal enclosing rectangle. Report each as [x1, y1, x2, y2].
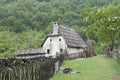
[42, 36, 67, 57]
[67, 47, 85, 58]
[67, 47, 80, 54]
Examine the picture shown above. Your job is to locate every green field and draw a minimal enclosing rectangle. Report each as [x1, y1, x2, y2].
[51, 56, 120, 80]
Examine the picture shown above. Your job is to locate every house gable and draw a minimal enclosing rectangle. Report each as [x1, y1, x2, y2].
[42, 35, 67, 57]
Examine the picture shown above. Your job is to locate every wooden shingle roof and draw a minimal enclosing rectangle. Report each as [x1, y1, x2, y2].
[48, 24, 86, 48]
[58, 25, 86, 48]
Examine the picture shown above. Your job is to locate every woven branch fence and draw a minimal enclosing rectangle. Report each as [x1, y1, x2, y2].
[106, 44, 120, 64]
[0, 54, 64, 80]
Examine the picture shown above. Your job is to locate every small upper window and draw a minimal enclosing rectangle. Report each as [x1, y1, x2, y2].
[50, 39, 52, 41]
[59, 38, 61, 41]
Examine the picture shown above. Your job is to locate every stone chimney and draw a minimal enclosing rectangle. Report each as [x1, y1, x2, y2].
[52, 22, 59, 35]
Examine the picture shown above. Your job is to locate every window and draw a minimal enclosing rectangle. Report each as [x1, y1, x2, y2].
[47, 49, 50, 54]
[60, 49, 63, 52]
[59, 38, 61, 41]
[50, 39, 52, 41]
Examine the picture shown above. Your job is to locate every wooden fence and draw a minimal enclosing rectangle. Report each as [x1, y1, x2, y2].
[106, 45, 120, 64]
[0, 54, 64, 80]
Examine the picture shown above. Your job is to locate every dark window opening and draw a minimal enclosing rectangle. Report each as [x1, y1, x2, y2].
[59, 38, 61, 41]
[47, 49, 50, 54]
[50, 39, 52, 41]
[60, 49, 63, 52]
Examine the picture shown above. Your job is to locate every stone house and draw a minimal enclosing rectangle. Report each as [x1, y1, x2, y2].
[41, 22, 86, 58]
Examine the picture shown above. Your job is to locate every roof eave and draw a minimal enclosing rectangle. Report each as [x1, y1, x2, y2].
[67, 45, 87, 48]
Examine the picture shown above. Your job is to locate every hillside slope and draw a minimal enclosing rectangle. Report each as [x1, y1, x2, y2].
[0, 0, 120, 32]
[0, 0, 119, 57]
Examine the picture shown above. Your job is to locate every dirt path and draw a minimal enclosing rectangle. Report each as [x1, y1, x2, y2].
[116, 74, 120, 80]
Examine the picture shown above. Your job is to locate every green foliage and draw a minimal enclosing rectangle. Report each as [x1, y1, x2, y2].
[0, 0, 120, 32]
[0, 31, 17, 57]
[0, 0, 120, 57]
[95, 43, 107, 54]
[17, 30, 45, 50]
[0, 30, 45, 58]
[83, 5, 120, 53]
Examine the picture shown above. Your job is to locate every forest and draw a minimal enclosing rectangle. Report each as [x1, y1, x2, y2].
[0, 0, 120, 57]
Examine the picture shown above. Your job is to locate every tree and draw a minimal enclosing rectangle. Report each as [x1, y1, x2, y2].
[83, 5, 120, 51]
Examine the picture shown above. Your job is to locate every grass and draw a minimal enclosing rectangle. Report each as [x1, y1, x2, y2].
[51, 56, 120, 80]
